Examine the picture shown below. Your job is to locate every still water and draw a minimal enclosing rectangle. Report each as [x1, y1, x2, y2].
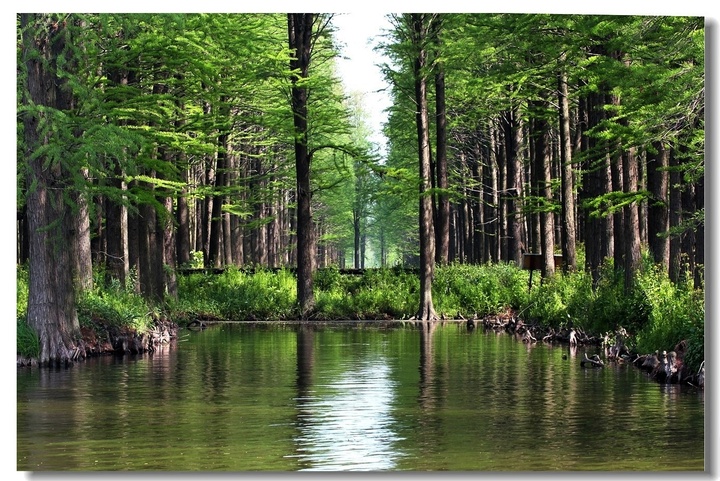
[17, 322, 705, 471]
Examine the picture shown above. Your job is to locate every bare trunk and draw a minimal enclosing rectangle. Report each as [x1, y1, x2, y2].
[623, 146, 641, 292]
[503, 106, 525, 266]
[558, 66, 577, 272]
[432, 18, 449, 265]
[21, 13, 81, 365]
[71, 169, 93, 292]
[411, 13, 437, 321]
[647, 142, 669, 271]
[288, 13, 316, 316]
[163, 196, 178, 299]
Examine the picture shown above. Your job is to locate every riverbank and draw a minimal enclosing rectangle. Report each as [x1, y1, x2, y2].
[16, 262, 704, 383]
[17, 306, 704, 391]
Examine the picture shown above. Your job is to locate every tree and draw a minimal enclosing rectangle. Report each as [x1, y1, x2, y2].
[558, 55, 577, 272]
[409, 13, 438, 320]
[20, 13, 83, 365]
[288, 13, 318, 316]
[430, 15, 450, 265]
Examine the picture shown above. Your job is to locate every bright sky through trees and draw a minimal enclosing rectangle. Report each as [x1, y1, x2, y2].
[331, 12, 393, 156]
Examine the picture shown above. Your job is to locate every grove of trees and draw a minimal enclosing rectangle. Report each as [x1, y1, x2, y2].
[17, 13, 704, 364]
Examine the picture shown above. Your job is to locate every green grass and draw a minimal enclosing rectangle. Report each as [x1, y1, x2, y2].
[16, 258, 705, 371]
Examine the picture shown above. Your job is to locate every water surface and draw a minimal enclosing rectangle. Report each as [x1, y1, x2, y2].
[17, 322, 705, 471]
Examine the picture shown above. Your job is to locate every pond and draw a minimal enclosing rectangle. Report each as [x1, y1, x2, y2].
[17, 322, 705, 471]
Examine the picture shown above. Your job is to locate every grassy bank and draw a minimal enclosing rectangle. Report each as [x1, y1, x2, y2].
[16, 256, 704, 371]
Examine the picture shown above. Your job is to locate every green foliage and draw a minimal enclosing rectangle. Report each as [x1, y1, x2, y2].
[171, 267, 297, 321]
[634, 264, 704, 371]
[314, 267, 418, 319]
[16, 264, 29, 321]
[584, 262, 651, 335]
[17, 319, 40, 359]
[16, 264, 39, 358]
[15, 259, 704, 372]
[183, 250, 204, 269]
[76, 275, 157, 334]
[433, 263, 529, 317]
[524, 270, 594, 329]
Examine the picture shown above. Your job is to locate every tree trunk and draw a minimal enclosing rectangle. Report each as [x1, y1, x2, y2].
[612, 145, 625, 275]
[558, 66, 577, 272]
[71, 168, 93, 292]
[681, 175, 696, 282]
[176, 166, 191, 268]
[163, 196, 178, 300]
[209, 134, 227, 268]
[530, 102, 555, 279]
[623, 146, 641, 292]
[288, 13, 316, 316]
[581, 92, 614, 287]
[503, 106, 525, 266]
[431, 17, 449, 265]
[138, 190, 164, 301]
[668, 147, 683, 283]
[411, 13, 437, 321]
[127, 179, 141, 293]
[21, 13, 81, 365]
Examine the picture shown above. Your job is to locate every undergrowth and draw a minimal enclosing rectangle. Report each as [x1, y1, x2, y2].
[17, 258, 705, 371]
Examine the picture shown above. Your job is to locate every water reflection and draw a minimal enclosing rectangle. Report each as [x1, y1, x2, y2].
[17, 323, 704, 471]
[290, 328, 404, 471]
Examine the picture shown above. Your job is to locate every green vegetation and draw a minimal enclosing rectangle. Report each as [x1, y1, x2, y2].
[76, 271, 159, 335]
[16, 259, 705, 372]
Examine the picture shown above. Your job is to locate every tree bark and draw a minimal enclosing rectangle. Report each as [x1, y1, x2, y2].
[558, 66, 577, 272]
[163, 195, 178, 299]
[530, 102, 555, 279]
[668, 147, 683, 283]
[176, 165, 191, 268]
[21, 13, 82, 365]
[503, 106, 525, 266]
[647, 142, 670, 272]
[431, 16, 449, 265]
[288, 13, 317, 316]
[411, 13, 438, 321]
[71, 168, 93, 292]
[209, 133, 227, 268]
[623, 145, 641, 292]
[581, 91, 614, 287]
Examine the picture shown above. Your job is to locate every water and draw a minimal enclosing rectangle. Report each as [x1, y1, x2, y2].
[16, 322, 705, 471]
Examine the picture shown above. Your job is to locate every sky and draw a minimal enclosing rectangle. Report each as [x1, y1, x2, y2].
[331, 13, 394, 156]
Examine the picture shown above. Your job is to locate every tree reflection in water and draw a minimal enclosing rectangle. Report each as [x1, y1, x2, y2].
[290, 327, 405, 471]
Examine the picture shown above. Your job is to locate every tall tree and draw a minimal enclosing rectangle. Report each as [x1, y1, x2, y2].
[288, 13, 317, 316]
[431, 15, 450, 265]
[410, 13, 438, 320]
[558, 56, 577, 272]
[20, 13, 82, 364]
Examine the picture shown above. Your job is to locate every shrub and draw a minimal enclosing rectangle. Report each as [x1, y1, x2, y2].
[17, 319, 39, 359]
[433, 262, 529, 318]
[76, 277, 156, 334]
[634, 265, 704, 371]
[17, 264, 29, 320]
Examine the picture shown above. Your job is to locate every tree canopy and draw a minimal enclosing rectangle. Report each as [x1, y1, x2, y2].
[17, 13, 704, 362]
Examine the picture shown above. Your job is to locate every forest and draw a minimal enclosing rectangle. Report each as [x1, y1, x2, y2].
[17, 14, 704, 368]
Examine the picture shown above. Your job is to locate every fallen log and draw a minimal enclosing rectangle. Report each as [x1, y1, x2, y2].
[580, 353, 604, 368]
